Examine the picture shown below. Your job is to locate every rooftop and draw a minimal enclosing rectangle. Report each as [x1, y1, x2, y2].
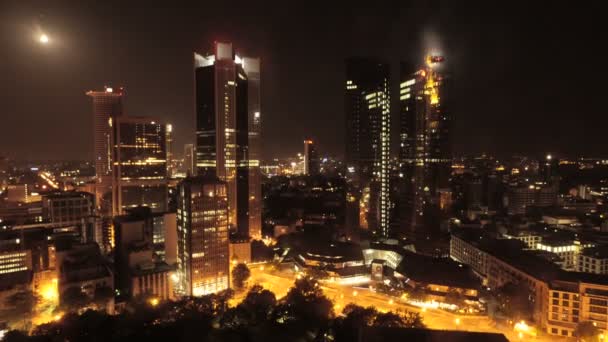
[582, 245, 608, 259]
[397, 251, 479, 289]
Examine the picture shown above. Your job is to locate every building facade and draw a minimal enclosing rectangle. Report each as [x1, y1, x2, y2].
[194, 42, 261, 239]
[176, 177, 229, 296]
[111, 116, 168, 216]
[345, 58, 391, 237]
[86, 87, 124, 215]
[398, 56, 451, 238]
[304, 139, 319, 176]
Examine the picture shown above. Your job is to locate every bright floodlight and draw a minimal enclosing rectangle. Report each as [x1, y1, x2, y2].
[39, 34, 49, 44]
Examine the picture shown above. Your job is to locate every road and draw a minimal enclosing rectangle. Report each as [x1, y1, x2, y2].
[239, 264, 557, 342]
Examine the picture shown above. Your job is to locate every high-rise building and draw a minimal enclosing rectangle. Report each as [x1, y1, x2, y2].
[111, 116, 168, 216]
[86, 87, 124, 215]
[183, 144, 196, 177]
[166, 124, 174, 178]
[398, 56, 451, 238]
[345, 58, 391, 237]
[176, 176, 229, 296]
[303, 139, 319, 176]
[194, 42, 261, 239]
[244, 57, 262, 240]
[42, 191, 99, 244]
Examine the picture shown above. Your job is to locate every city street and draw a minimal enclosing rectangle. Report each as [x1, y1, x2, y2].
[241, 264, 560, 342]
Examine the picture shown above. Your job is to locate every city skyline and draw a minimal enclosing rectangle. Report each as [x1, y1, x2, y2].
[3, 3, 608, 340]
[2, 2, 607, 161]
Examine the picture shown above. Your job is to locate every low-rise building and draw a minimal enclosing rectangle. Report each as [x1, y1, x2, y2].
[578, 246, 608, 274]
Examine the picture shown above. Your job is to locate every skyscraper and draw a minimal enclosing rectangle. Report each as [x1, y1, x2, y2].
[166, 124, 174, 178]
[398, 55, 451, 237]
[183, 144, 196, 177]
[86, 86, 124, 214]
[176, 176, 229, 296]
[194, 42, 261, 239]
[243, 57, 262, 240]
[111, 116, 168, 216]
[303, 139, 319, 176]
[345, 58, 391, 237]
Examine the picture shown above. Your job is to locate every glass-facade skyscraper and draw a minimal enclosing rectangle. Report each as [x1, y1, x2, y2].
[86, 86, 124, 215]
[345, 58, 391, 237]
[194, 42, 261, 239]
[112, 116, 168, 216]
[398, 55, 451, 238]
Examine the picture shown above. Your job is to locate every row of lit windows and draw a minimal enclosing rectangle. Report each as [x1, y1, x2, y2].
[0, 266, 27, 274]
[0, 252, 26, 259]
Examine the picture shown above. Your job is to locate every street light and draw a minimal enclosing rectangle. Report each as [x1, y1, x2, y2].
[39, 33, 49, 44]
[149, 298, 159, 307]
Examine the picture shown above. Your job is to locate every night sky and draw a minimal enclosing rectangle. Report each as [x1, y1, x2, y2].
[0, 1, 605, 161]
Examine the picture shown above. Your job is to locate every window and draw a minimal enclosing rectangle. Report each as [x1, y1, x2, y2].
[551, 328, 558, 334]
[561, 330, 568, 336]
[552, 306, 558, 313]
[590, 306, 607, 314]
[553, 292, 559, 298]
[552, 313, 558, 320]
[562, 293, 570, 300]
[563, 301, 570, 307]
[553, 299, 559, 305]
[590, 298, 607, 306]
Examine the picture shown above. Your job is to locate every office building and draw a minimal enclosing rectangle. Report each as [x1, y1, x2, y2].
[398, 56, 451, 238]
[183, 144, 196, 176]
[345, 58, 391, 237]
[111, 116, 168, 216]
[86, 87, 124, 214]
[0, 237, 32, 277]
[303, 139, 319, 176]
[194, 42, 261, 239]
[56, 243, 114, 312]
[42, 191, 99, 244]
[243, 56, 262, 240]
[176, 177, 229, 296]
[166, 124, 174, 177]
[506, 182, 557, 215]
[114, 208, 174, 300]
[578, 246, 608, 274]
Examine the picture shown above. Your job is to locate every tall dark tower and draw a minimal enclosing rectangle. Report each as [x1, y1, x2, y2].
[398, 55, 451, 239]
[86, 86, 124, 215]
[304, 139, 319, 176]
[345, 58, 391, 238]
[194, 42, 261, 239]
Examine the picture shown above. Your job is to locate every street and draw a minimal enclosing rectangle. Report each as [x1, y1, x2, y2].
[240, 264, 562, 342]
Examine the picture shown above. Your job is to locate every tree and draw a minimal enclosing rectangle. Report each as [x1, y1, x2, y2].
[373, 311, 408, 328]
[241, 284, 277, 323]
[575, 321, 600, 340]
[279, 277, 334, 324]
[232, 263, 251, 289]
